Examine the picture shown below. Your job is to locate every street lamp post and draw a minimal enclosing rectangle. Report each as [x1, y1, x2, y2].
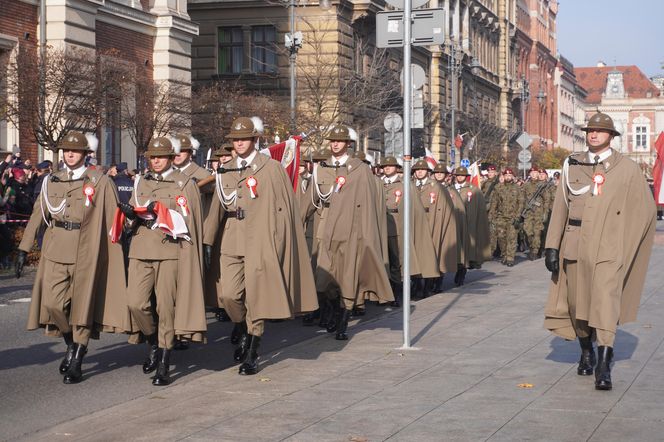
[447, 39, 463, 165]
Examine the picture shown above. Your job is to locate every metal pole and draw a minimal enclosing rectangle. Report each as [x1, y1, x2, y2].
[289, 0, 296, 134]
[450, 42, 456, 166]
[401, 0, 412, 350]
[39, 0, 46, 162]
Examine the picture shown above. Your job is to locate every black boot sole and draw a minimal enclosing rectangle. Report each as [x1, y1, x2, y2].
[152, 376, 171, 386]
[595, 381, 612, 390]
[577, 367, 594, 376]
[238, 364, 258, 375]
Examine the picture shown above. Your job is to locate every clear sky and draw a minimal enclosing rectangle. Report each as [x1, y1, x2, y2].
[557, 0, 664, 77]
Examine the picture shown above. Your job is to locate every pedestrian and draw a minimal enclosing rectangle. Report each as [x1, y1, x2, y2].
[413, 159, 458, 293]
[543, 112, 656, 390]
[203, 117, 317, 375]
[303, 125, 393, 338]
[381, 156, 439, 300]
[119, 136, 207, 385]
[489, 168, 523, 267]
[15, 131, 129, 384]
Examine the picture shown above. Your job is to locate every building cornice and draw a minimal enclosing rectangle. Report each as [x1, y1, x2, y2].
[95, 1, 199, 37]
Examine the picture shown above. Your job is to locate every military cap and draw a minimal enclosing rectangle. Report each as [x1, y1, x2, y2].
[213, 143, 234, 158]
[412, 159, 430, 171]
[146, 136, 179, 157]
[538, 167, 547, 174]
[312, 148, 331, 162]
[59, 131, 97, 152]
[553, 171, 560, 178]
[454, 166, 469, 176]
[528, 166, 539, 174]
[432, 162, 448, 174]
[380, 156, 401, 168]
[503, 167, 514, 175]
[116, 162, 128, 172]
[581, 111, 621, 136]
[226, 117, 259, 139]
[486, 164, 497, 171]
[325, 124, 353, 141]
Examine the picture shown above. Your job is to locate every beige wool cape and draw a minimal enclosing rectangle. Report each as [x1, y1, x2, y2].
[414, 178, 458, 273]
[544, 150, 656, 338]
[21, 169, 130, 338]
[204, 154, 318, 319]
[446, 184, 469, 267]
[384, 177, 440, 279]
[305, 157, 394, 304]
[456, 183, 492, 264]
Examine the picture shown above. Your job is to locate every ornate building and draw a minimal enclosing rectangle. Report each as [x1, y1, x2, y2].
[575, 63, 664, 166]
[0, 0, 198, 166]
[554, 55, 586, 152]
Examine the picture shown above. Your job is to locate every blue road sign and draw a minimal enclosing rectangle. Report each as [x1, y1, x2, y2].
[460, 159, 470, 168]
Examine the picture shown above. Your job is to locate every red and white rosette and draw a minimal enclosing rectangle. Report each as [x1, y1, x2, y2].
[592, 173, 605, 196]
[246, 176, 258, 199]
[335, 176, 346, 193]
[429, 191, 436, 204]
[466, 191, 473, 203]
[176, 195, 189, 217]
[395, 189, 402, 204]
[83, 184, 95, 207]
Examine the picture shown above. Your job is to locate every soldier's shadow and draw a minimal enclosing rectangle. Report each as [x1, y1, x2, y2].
[0, 341, 62, 370]
[545, 329, 638, 364]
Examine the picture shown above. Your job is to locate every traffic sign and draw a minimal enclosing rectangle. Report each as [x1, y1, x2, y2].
[400, 64, 426, 90]
[460, 159, 470, 168]
[516, 132, 532, 149]
[518, 149, 532, 163]
[384, 131, 403, 156]
[383, 113, 403, 132]
[517, 161, 532, 170]
[376, 9, 445, 48]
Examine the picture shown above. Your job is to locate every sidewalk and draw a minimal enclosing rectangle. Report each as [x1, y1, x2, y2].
[22, 237, 664, 441]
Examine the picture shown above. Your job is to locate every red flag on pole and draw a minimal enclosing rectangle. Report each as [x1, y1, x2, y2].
[652, 131, 664, 206]
[261, 136, 302, 192]
[454, 134, 464, 149]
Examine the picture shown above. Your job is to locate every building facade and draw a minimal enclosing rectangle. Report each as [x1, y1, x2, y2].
[0, 0, 198, 166]
[554, 55, 586, 152]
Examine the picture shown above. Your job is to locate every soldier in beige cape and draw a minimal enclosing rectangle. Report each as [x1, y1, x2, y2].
[453, 166, 491, 270]
[204, 117, 317, 375]
[381, 156, 439, 300]
[412, 159, 458, 295]
[304, 125, 393, 340]
[543, 112, 656, 390]
[121, 136, 207, 386]
[16, 131, 128, 384]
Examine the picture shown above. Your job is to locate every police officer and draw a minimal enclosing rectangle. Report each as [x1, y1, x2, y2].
[16, 131, 128, 384]
[121, 136, 207, 385]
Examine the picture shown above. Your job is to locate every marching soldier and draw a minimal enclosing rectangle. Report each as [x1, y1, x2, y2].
[304, 125, 393, 339]
[453, 167, 491, 270]
[204, 117, 317, 375]
[381, 156, 439, 299]
[120, 136, 207, 385]
[412, 160, 458, 294]
[490, 168, 524, 267]
[520, 167, 548, 260]
[543, 112, 655, 390]
[481, 165, 500, 257]
[16, 131, 128, 384]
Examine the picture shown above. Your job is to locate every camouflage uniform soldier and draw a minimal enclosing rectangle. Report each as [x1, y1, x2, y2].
[481, 165, 499, 257]
[489, 168, 524, 266]
[520, 167, 548, 260]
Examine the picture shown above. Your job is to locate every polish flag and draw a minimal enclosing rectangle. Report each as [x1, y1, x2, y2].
[454, 134, 464, 149]
[424, 148, 437, 170]
[468, 160, 482, 188]
[260, 136, 302, 192]
[653, 131, 664, 206]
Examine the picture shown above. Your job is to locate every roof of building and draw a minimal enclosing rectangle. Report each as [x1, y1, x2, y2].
[574, 65, 660, 104]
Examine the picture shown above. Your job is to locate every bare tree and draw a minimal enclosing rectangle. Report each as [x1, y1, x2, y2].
[456, 111, 507, 165]
[0, 44, 100, 151]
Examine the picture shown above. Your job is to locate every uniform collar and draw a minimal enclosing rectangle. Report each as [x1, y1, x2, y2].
[237, 150, 257, 169]
[65, 164, 87, 180]
[416, 177, 428, 186]
[587, 148, 612, 163]
[177, 161, 192, 172]
[383, 174, 399, 184]
[330, 153, 349, 166]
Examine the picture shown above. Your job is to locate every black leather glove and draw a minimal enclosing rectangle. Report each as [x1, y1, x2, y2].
[15, 250, 27, 279]
[118, 202, 136, 220]
[512, 216, 524, 229]
[146, 201, 157, 216]
[203, 244, 212, 270]
[544, 248, 559, 274]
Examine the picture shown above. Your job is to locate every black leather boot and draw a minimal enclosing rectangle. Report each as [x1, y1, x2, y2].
[143, 333, 160, 374]
[390, 281, 401, 307]
[326, 302, 341, 333]
[434, 275, 444, 293]
[595, 346, 613, 390]
[230, 321, 247, 345]
[234, 329, 250, 362]
[215, 308, 231, 322]
[424, 278, 435, 297]
[152, 349, 171, 386]
[577, 336, 595, 376]
[59, 332, 74, 374]
[318, 299, 331, 328]
[301, 311, 316, 326]
[454, 265, 467, 286]
[335, 308, 352, 340]
[63, 343, 87, 384]
[239, 335, 261, 375]
[173, 339, 189, 350]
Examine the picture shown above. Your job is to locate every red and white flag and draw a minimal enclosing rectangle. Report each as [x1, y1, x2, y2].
[468, 160, 482, 188]
[454, 133, 464, 149]
[653, 131, 664, 206]
[260, 136, 302, 192]
[424, 148, 437, 170]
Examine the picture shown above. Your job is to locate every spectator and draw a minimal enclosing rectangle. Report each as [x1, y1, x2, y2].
[31, 161, 52, 200]
[112, 162, 134, 205]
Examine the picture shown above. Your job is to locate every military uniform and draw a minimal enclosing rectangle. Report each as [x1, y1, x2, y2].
[544, 112, 656, 390]
[481, 165, 499, 256]
[17, 131, 128, 384]
[204, 118, 317, 375]
[521, 171, 549, 260]
[124, 137, 207, 385]
[453, 167, 491, 269]
[489, 169, 524, 266]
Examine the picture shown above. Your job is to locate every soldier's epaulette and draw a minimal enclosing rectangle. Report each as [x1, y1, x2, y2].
[319, 162, 343, 169]
[567, 153, 598, 167]
[216, 166, 247, 174]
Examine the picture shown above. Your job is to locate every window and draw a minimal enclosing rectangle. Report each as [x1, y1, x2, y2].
[251, 26, 277, 74]
[218, 27, 244, 74]
[635, 125, 648, 150]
